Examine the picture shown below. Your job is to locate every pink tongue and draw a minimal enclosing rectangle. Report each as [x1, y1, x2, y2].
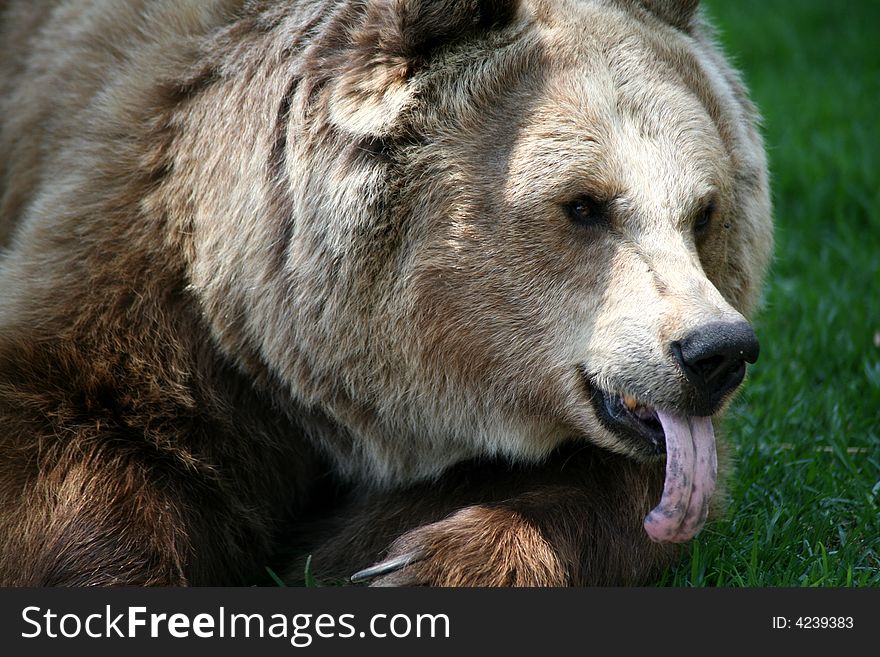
[643, 412, 717, 543]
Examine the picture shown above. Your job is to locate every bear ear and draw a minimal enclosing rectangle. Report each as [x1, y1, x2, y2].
[369, 0, 521, 57]
[638, 0, 700, 31]
[327, 0, 520, 137]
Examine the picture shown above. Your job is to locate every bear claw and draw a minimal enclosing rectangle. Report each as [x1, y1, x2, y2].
[350, 551, 426, 584]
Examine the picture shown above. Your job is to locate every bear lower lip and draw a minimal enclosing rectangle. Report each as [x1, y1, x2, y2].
[584, 377, 666, 455]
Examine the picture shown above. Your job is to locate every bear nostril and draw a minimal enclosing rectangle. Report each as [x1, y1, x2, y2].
[693, 354, 728, 383]
[671, 320, 759, 402]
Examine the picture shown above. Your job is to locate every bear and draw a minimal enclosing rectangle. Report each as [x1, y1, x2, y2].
[0, 0, 772, 586]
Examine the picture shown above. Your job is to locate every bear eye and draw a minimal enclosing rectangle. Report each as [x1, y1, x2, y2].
[694, 200, 716, 237]
[564, 195, 607, 228]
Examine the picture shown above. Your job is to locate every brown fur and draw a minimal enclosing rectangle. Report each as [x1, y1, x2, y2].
[296, 445, 683, 586]
[0, 0, 771, 586]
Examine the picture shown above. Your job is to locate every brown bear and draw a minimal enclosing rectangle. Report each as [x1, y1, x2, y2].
[0, 0, 772, 586]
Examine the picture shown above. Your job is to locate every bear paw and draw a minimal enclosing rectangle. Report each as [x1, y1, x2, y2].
[350, 505, 569, 587]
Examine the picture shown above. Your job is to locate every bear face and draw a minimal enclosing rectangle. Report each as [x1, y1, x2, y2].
[400, 6, 773, 467]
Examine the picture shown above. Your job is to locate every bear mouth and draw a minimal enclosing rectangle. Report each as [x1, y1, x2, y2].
[585, 378, 666, 457]
[583, 374, 719, 544]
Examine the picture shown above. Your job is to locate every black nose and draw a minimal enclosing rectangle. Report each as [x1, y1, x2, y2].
[671, 320, 760, 404]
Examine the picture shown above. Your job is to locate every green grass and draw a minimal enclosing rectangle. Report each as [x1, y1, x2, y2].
[660, 0, 880, 586]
